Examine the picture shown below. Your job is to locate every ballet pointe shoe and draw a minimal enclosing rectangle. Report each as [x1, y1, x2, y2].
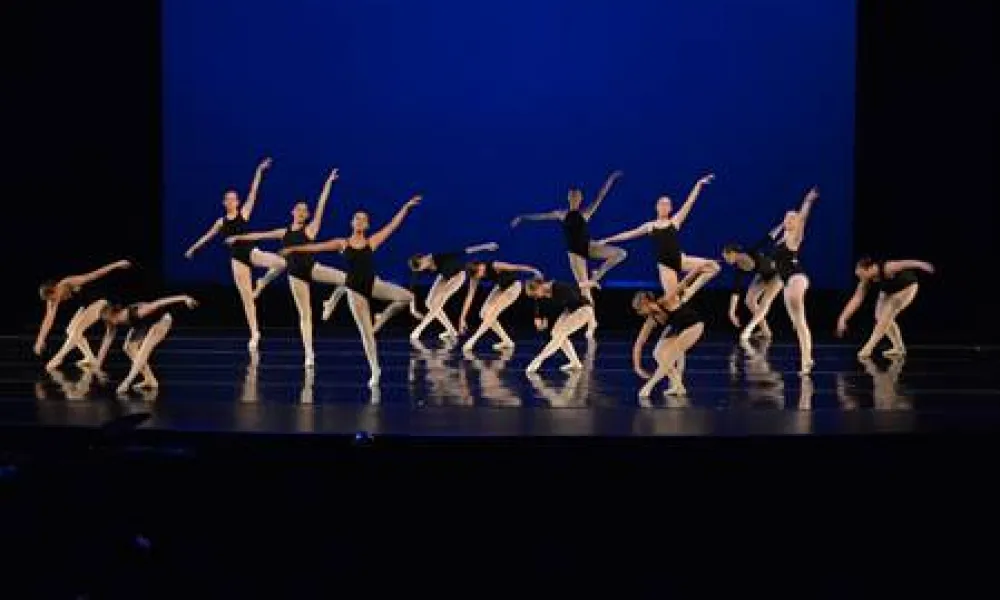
[116, 381, 131, 396]
[638, 383, 654, 399]
[322, 288, 345, 322]
[665, 383, 687, 396]
[439, 331, 457, 341]
[857, 348, 873, 360]
[134, 378, 159, 391]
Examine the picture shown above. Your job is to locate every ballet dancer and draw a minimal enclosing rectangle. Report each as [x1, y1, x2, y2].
[183, 158, 285, 351]
[596, 173, 719, 301]
[408, 242, 500, 342]
[721, 226, 783, 342]
[836, 256, 935, 358]
[510, 170, 626, 336]
[458, 260, 543, 352]
[280, 195, 423, 387]
[768, 186, 820, 374]
[35, 259, 132, 371]
[226, 168, 345, 367]
[523, 279, 597, 373]
[100, 295, 199, 395]
[630, 264, 713, 398]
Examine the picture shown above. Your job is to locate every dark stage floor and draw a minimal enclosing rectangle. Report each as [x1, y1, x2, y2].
[4, 330, 1000, 437]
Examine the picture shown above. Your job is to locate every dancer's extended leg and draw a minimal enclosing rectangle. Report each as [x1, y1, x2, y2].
[372, 278, 421, 333]
[568, 253, 599, 338]
[525, 306, 593, 373]
[347, 290, 380, 387]
[679, 254, 721, 302]
[588, 242, 627, 283]
[116, 314, 172, 395]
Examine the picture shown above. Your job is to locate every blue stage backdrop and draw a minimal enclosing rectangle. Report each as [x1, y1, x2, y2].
[163, 0, 855, 289]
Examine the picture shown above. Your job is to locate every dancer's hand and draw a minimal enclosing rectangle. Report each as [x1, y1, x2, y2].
[183, 296, 199, 309]
[729, 312, 741, 328]
[327, 167, 339, 183]
[257, 157, 272, 172]
[835, 320, 848, 338]
[224, 236, 237, 246]
[482, 242, 500, 251]
[184, 249, 194, 260]
[33, 341, 45, 356]
[115, 260, 133, 270]
[805, 186, 820, 202]
[698, 173, 715, 186]
[610, 169, 624, 181]
[510, 217, 522, 228]
[405, 195, 422, 210]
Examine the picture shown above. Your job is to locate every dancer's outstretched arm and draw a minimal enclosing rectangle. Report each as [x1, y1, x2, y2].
[672, 173, 715, 230]
[492, 262, 543, 278]
[464, 242, 499, 254]
[370, 195, 421, 250]
[305, 167, 339, 239]
[510, 210, 565, 228]
[61, 260, 132, 289]
[280, 238, 347, 256]
[185, 219, 223, 259]
[885, 260, 935, 276]
[225, 228, 286, 244]
[632, 318, 657, 379]
[241, 157, 272, 220]
[582, 170, 623, 219]
[836, 281, 869, 337]
[596, 222, 653, 245]
[134, 295, 198, 320]
[796, 187, 820, 232]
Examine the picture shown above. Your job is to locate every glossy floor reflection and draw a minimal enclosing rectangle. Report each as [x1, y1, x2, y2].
[4, 332, 1000, 435]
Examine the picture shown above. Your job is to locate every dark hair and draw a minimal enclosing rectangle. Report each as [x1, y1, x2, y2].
[856, 256, 875, 269]
[465, 261, 485, 277]
[100, 303, 124, 322]
[38, 281, 56, 301]
[722, 243, 743, 255]
[407, 254, 426, 272]
[525, 278, 546, 295]
[223, 188, 240, 197]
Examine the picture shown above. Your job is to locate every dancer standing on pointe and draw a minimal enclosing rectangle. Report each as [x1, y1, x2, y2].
[458, 260, 543, 352]
[35, 259, 132, 371]
[100, 295, 199, 394]
[721, 225, 784, 342]
[183, 158, 286, 351]
[630, 264, 713, 399]
[836, 256, 935, 358]
[225, 168, 345, 367]
[768, 186, 820, 374]
[523, 279, 596, 373]
[408, 242, 500, 342]
[510, 170, 626, 338]
[596, 174, 719, 301]
[280, 195, 424, 386]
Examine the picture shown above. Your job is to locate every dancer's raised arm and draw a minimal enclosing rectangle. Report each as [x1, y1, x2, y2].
[305, 167, 339, 239]
[225, 228, 286, 245]
[185, 219, 224, 259]
[241, 157, 273, 220]
[370, 195, 421, 250]
[836, 280, 870, 337]
[62, 260, 132, 289]
[796, 187, 820, 232]
[596, 222, 653, 246]
[510, 210, 565, 228]
[464, 242, 499, 254]
[884, 260, 935, 276]
[672, 173, 714, 229]
[582, 170, 623, 219]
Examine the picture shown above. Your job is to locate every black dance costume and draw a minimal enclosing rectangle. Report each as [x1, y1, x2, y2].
[283, 227, 316, 281]
[773, 242, 804, 282]
[651, 223, 682, 271]
[535, 281, 590, 319]
[663, 304, 703, 338]
[220, 215, 254, 267]
[562, 210, 591, 259]
[483, 262, 517, 291]
[122, 304, 170, 345]
[731, 235, 779, 295]
[431, 252, 465, 279]
[345, 244, 376, 299]
[876, 262, 919, 294]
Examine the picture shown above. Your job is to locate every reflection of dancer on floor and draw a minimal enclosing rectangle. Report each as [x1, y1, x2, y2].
[510, 170, 626, 337]
[227, 168, 344, 367]
[721, 227, 783, 342]
[183, 158, 284, 351]
[767, 187, 819, 374]
[630, 264, 712, 398]
[459, 261, 542, 352]
[596, 174, 719, 301]
[35, 259, 132, 371]
[281, 195, 423, 387]
[836, 257, 934, 358]
[524, 279, 597, 373]
[408, 242, 499, 342]
[100, 295, 198, 395]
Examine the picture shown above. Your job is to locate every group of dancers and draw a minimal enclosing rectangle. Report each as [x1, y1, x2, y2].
[33, 159, 934, 399]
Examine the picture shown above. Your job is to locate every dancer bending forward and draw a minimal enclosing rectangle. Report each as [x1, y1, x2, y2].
[523, 279, 596, 373]
[837, 256, 934, 358]
[408, 242, 499, 342]
[597, 173, 719, 302]
[281, 195, 423, 387]
[184, 158, 285, 350]
[511, 170, 626, 337]
[35, 259, 132, 371]
[227, 168, 344, 366]
[459, 260, 542, 352]
[630, 265, 712, 399]
[101, 295, 198, 395]
[721, 226, 783, 342]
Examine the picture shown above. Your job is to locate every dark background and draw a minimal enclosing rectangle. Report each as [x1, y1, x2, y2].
[3, 0, 995, 344]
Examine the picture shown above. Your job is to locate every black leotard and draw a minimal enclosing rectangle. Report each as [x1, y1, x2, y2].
[483, 263, 517, 290]
[344, 244, 376, 298]
[283, 227, 315, 281]
[123, 303, 170, 345]
[535, 281, 589, 321]
[877, 262, 919, 294]
[664, 304, 703, 337]
[651, 222, 682, 271]
[563, 210, 591, 258]
[773, 242, 804, 282]
[731, 235, 779, 295]
[220, 215, 254, 267]
[432, 252, 464, 279]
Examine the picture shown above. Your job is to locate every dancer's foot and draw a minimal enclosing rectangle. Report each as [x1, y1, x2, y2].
[44, 359, 62, 372]
[322, 288, 346, 321]
[248, 333, 260, 352]
[134, 378, 159, 390]
[638, 384, 654, 399]
[439, 331, 457, 341]
[665, 383, 687, 396]
[493, 341, 515, 351]
[75, 358, 94, 369]
[857, 349, 873, 360]
[116, 381, 131, 396]
[559, 362, 583, 372]
[883, 347, 906, 358]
